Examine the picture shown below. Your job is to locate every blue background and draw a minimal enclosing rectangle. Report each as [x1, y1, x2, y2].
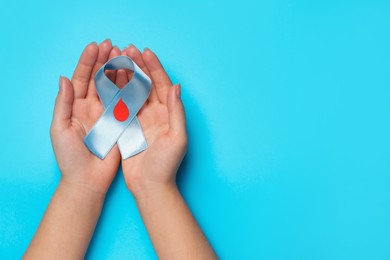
[0, 0, 389, 259]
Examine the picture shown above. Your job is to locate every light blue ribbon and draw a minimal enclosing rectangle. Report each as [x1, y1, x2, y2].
[84, 56, 152, 159]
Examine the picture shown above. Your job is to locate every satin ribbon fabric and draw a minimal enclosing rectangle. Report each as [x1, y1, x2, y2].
[84, 56, 152, 159]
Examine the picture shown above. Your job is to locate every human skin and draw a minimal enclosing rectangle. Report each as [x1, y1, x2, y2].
[120, 45, 217, 259]
[24, 39, 121, 259]
[24, 40, 216, 259]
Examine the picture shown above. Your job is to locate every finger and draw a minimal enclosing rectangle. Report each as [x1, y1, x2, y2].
[115, 50, 129, 89]
[142, 48, 172, 104]
[122, 49, 134, 84]
[106, 47, 121, 83]
[86, 39, 113, 99]
[125, 45, 158, 103]
[167, 84, 186, 137]
[52, 77, 75, 130]
[71, 43, 99, 99]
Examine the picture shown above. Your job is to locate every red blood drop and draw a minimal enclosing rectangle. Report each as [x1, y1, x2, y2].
[113, 99, 130, 122]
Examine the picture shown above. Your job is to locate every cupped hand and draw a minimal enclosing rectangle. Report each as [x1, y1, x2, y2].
[118, 45, 188, 198]
[50, 40, 122, 195]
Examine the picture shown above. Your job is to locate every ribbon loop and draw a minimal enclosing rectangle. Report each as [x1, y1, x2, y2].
[84, 56, 151, 159]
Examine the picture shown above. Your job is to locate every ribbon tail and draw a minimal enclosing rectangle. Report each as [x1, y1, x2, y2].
[117, 117, 148, 159]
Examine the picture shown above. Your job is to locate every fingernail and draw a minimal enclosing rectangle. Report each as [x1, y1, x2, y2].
[90, 41, 98, 45]
[104, 38, 112, 43]
[175, 84, 181, 98]
[128, 43, 135, 48]
[144, 47, 151, 53]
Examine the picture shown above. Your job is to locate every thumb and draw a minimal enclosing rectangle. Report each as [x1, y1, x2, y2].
[167, 84, 186, 137]
[52, 76, 74, 129]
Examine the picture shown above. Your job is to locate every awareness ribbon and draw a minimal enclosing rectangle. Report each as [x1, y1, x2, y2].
[84, 56, 151, 159]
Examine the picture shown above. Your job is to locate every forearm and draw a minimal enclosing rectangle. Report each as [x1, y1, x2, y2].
[135, 184, 217, 260]
[24, 178, 105, 259]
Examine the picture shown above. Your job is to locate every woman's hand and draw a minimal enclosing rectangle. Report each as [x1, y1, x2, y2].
[25, 41, 124, 259]
[50, 40, 122, 195]
[119, 45, 188, 199]
[118, 46, 216, 259]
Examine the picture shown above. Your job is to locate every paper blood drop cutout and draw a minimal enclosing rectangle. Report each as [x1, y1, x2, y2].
[113, 99, 129, 122]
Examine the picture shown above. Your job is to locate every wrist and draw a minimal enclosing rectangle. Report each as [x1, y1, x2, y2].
[132, 181, 178, 204]
[58, 178, 106, 206]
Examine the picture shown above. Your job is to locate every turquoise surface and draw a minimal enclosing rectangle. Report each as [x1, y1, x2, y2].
[1, 0, 389, 259]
